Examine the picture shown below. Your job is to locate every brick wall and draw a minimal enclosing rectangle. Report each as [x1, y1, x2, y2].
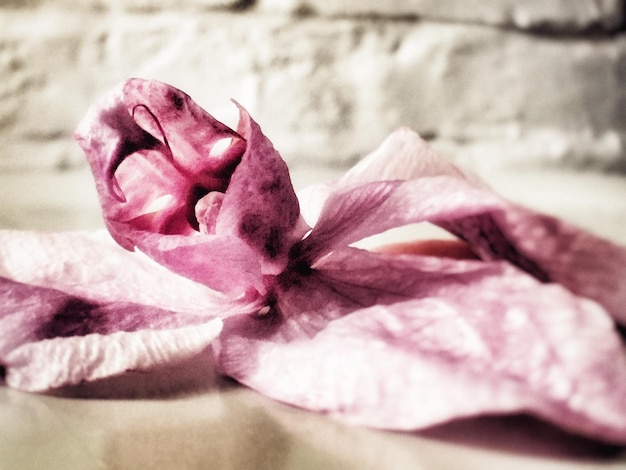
[1, 1, 626, 232]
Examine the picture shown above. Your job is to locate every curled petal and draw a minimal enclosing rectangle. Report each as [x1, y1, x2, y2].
[297, 180, 401, 262]
[301, 177, 502, 263]
[74, 80, 306, 295]
[74, 78, 245, 243]
[215, 103, 307, 272]
[339, 127, 476, 186]
[4, 320, 223, 392]
[123, 80, 246, 181]
[297, 127, 482, 228]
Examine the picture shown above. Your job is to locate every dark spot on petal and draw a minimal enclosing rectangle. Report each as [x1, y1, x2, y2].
[214, 153, 243, 180]
[240, 213, 262, 237]
[115, 130, 161, 166]
[239, 217, 285, 259]
[264, 226, 283, 259]
[260, 177, 282, 194]
[190, 185, 210, 205]
[287, 241, 313, 275]
[440, 215, 550, 283]
[170, 91, 184, 111]
[0, 364, 6, 382]
[36, 298, 109, 340]
[277, 268, 309, 290]
[291, 258, 313, 276]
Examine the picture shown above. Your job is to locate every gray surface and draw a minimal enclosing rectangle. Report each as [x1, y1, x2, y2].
[1, 380, 625, 470]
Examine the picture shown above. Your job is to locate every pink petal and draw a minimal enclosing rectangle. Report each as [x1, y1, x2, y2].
[0, 230, 253, 316]
[122, 79, 245, 182]
[300, 177, 501, 262]
[74, 79, 306, 294]
[215, 103, 307, 272]
[296, 180, 400, 262]
[301, 130, 626, 324]
[296, 127, 482, 228]
[74, 79, 246, 246]
[0, 276, 223, 391]
[5, 319, 223, 393]
[217, 248, 626, 445]
[440, 206, 626, 326]
[128, 231, 267, 298]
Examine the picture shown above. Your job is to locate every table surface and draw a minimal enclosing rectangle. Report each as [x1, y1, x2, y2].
[1, 377, 625, 470]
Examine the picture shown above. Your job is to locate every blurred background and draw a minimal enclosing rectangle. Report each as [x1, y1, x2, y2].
[1, 0, 625, 242]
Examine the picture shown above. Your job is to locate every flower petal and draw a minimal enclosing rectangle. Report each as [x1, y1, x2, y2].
[122, 79, 245, 182]
[301, 130, 626, 324]
[74, 79, 246, 246]
[295, 127, 481, 228]
[296, 180, 401, 262]
[215, 104, 307, 272]
[0, 229, 253, 316]
[131, 231, 267, 298]
[0, 276, 223, 391]
[75, 80, 306, 295]
[440, 206, 626, 326]
[300, 177, 501, 263]
[217, 249, 626, 445]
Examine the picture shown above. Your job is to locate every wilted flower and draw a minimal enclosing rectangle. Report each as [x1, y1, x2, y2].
[1, 79, 626, 445]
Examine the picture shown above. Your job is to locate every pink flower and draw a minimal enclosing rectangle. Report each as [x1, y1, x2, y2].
[1, 79, 626, 445]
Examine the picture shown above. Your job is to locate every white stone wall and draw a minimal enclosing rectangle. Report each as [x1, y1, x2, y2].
[1, 1, 626, 233]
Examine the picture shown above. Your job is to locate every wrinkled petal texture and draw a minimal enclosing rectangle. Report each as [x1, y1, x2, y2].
[218, 248, 626, 445]
[0, 275, 223, 392]
[215, 103, 306, 272]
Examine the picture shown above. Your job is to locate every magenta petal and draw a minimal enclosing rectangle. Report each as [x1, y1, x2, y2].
[215, 104, 306, 271]
[302, 129, 626, 324]
[75, 86, 184, 245]
[74, 79, 246, 247]
[301, 177, 501, 263]
[75, 80, 306, 294]
[0, 230, 252, 316]
[132, 232, 266, 298]
[0, 276, 223, 391]
[217, 249, 626, 445]
[122, 79, 246, 181]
